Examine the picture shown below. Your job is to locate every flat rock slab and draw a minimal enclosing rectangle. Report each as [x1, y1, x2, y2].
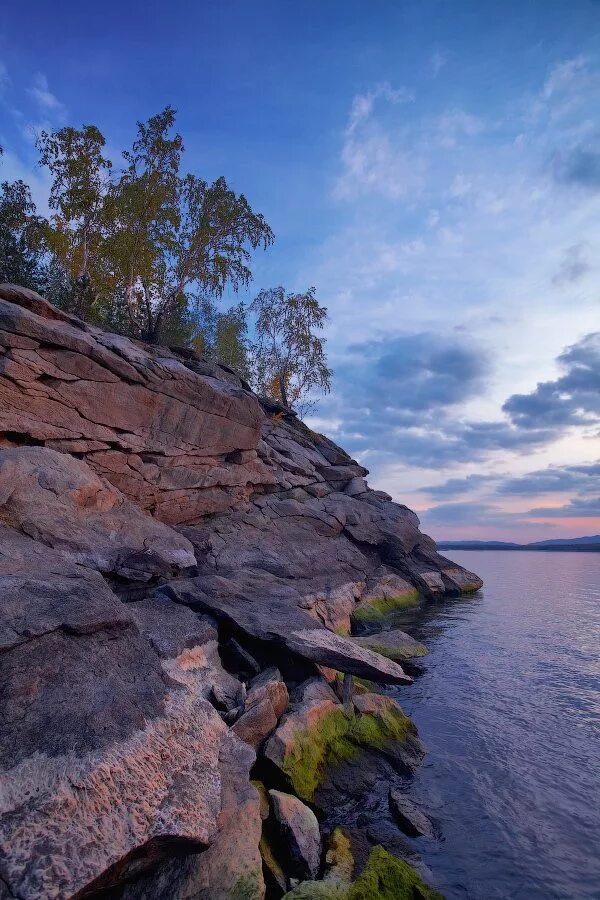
[350, 629, 427, 662]
[167, 575, 411, 684]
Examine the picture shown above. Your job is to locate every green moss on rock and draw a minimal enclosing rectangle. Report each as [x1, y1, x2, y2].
[347, 846, 443, 900]
[352, 591, 421, 625]
[227, 870, 264, 900]
[284, 882, 348, 899]
[325, 827, 354, 884]
[284, 846, 443, 900]
[360, 640, 427, 663]
[279, 703, 416, 802]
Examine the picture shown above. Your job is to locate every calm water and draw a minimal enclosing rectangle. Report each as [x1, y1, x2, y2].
[391, 550, 600, 900]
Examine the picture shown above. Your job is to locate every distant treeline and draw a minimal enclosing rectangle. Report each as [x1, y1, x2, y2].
[0, 109, 331, 413]
[438, 541, 600, 553]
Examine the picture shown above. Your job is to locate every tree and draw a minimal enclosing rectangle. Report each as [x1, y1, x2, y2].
[106, 109, 274, 344]
[37, 124, 112, 318]
[0, 148, 48, 289]
[190, 297, 251, 380]
[250, 286, 332, 414]
[103, 107, 182, 335]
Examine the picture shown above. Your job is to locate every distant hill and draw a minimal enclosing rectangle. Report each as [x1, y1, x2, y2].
[437, 535, 600, 552]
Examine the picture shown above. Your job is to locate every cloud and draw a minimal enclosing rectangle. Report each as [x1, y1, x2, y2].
[552, 143, 600, 190]
[503, 332, 600, 429]
[421, 474, 498, 499]
[542, 56, 588, 100]
[498, 461, 600, 495]
[552, 243, 590, 286]
[527, 496, 600, 518]
[347, 82, 414, 134]
[315, 331, 558, 468]
[420, 500, 555, 533]
[353, 331, 488, 410]
[430, 51, 447, 79]
[437, 109, 484, 149]
[27, 73, 65, 116]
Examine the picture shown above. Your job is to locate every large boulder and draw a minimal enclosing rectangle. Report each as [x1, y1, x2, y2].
[0, 446, 196, 579]
[264, 681, 424, 804]
[165, 575, 413, 685]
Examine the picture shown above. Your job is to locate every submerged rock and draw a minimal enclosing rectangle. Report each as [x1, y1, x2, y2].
[389, 790, 435, 838]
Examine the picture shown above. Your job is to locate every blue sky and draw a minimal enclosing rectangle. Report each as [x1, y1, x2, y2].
[1, 0, 599, 541]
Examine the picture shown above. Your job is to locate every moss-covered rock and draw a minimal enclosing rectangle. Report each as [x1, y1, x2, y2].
[347, 846, 443, 899]
[227, 870, 265, 900]
[283, 846, 443, 900]
[270, 694, 418, 802]
[352, 591, 421, 627]
[283, 882, 348, 899]
[324, 827, 354, 884]
[351, 630, 427, 663]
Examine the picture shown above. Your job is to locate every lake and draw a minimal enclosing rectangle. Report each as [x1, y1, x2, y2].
[390, 550, 600, 900]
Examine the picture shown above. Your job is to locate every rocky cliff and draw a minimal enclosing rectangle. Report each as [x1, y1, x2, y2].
[0, 284, 481, 900]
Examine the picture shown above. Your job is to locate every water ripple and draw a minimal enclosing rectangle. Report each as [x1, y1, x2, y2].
[391, 551, 600, 900]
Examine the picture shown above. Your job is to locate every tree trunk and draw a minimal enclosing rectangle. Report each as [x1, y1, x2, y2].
[278, 372, 289, 409]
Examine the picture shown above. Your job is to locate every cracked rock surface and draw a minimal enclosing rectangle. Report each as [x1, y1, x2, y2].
[0, 285, 482, 899]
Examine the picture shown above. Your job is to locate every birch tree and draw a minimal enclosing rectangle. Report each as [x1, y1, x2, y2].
[251, 286, 332, 414]
[37, 125, 112, 317]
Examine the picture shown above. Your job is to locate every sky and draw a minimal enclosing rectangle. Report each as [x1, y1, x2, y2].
[0, 0, 599, 542]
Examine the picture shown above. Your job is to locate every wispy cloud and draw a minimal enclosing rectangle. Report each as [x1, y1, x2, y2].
[27, 73, 66, 117]
[429, 50, 447, 79]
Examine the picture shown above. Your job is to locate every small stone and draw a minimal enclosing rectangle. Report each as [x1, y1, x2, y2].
[269, 789, 322, 881]
[389, 789, 434, 837]
[232, 698, 278, 748]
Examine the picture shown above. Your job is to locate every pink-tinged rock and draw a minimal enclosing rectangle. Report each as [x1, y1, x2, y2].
[0, 446, 196, 578]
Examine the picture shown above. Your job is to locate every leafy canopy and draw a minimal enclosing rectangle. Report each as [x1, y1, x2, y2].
[251, 285, 332, 414]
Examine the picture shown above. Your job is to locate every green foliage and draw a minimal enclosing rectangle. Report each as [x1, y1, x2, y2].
[250, 285, 332, 415]
[279, 705, 415, 802]
[37, 124, 112, 317]
[190, 297, 251, 379]
[0, 177, 47, 289]
[2, 109, 273, 362]
[104, 108, 273, 343]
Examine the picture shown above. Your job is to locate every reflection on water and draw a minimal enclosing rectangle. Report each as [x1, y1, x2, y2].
[389, 551, 600, 900]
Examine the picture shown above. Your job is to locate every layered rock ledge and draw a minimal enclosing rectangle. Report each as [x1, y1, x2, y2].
[0, 284, 482, 899]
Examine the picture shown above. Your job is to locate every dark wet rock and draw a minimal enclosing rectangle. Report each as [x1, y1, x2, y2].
[269, 789, 322, 881]
[389, 789, 434, 838]
[221, 635, 262, 678]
